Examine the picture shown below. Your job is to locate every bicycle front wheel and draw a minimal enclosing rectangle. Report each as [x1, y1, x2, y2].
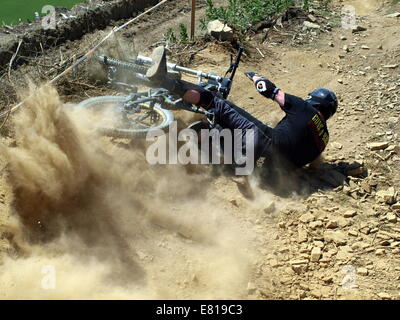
[76, 95, 174, 138]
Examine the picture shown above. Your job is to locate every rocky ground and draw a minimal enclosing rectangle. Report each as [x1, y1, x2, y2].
[0, 0, 399, 300]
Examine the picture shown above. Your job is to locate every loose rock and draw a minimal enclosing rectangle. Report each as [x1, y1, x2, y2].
[207, 20, 233, 42]
[368, 142, 389, 151]
[324, 230, 347, 245]
[377, 292, 391, 300]
[303, 21, 320, 29]
[343, 210, 357, 218]
[351, 25, 367, 33]
[385, 12, 400, 18]
[386, 212, 397, 223]
[357, 267, 368, 276]
[376, 187, 397, 205]
[326, 220, 338, 229]
[299, 213, 315, 223]
[310, 247, 322, 262]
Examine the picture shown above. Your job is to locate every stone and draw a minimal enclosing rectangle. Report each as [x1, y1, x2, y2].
[299, 213, 315, 223]
[247, 281, 257, 295]
[309, 220, 323, 229]
[386, 212, 397, 223]
[310, 247, 322, 262]
[307, 14, 317, 22]
[298, 228, 308, 243]
[351, 25, 367, 33]
[360, 180, 372, 193]
[348, 230, 358, 237]
[291, 261, 308, 274]
[324, 230, 347, 245]
[359, 226, 370, 235]
[340, 35, 347, 40]
[313, 241, 324, 248]
[357, 267, 368, 276]
[375, 249, 385, 256]
[343, 210, 357, 218]
[385, 12, 400, 18]
[367, 142, 389, 151]
[303, 21, 320, 29]
[290, 259, 309, 265]
[388, 117, 398, 124]
[377, 292, 391, 300]
[382, 64, 398, 69]
[326, 220, 338, 229]
[332, 142, 343, 149]
[336, 246, 353, 260]
[207, 20, 233, 41]
[391, 203, 400, 210]
[376, 187, 396, 205]
[309, 290, 322, 299]
[264, 201, 276, 214]
[337, 216, 351, 228]
[343, 45, 349, 52]
[361, 45, 370, 50]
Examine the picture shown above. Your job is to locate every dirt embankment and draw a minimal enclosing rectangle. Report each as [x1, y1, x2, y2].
[0, 0, 159, 69]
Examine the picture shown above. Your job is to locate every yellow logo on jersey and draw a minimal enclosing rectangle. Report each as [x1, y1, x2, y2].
[311, 113, 329, 149]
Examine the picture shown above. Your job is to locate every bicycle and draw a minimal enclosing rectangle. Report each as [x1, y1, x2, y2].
[76, 47, 244, 138]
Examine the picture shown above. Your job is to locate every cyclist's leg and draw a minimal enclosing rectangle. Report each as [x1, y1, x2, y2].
[146, 46, 215, 108]
[211, 97, 274, 160]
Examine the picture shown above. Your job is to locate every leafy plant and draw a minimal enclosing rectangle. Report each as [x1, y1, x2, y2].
[179, 23, 189, 42]
[164, 24, 189, 44]
[164, 27, 177, 44]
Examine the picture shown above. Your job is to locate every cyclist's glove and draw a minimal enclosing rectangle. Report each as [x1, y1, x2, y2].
[255, 78, 280, 100]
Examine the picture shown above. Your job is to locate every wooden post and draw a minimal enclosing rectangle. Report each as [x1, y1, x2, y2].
[190, 0, 196, 40]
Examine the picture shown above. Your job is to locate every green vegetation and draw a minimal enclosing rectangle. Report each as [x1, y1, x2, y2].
[199, 0, 332, 32]
[200, 0, 296, 32]
[0, 0, 83, 25]
[165, 27, 178, 44]
[178, 23, 189, 42]
[164, 24, 189, 45]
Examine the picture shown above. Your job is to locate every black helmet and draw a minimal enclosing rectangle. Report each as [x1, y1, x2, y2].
[306, 88, 338, 120]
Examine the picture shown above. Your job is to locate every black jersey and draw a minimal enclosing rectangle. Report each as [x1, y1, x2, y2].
[271, 93, 329, 167]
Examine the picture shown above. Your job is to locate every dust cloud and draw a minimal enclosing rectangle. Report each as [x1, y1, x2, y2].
[0, 84, 255, 299]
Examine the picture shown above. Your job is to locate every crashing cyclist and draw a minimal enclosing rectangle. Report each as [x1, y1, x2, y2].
[145, 46, 338, 175]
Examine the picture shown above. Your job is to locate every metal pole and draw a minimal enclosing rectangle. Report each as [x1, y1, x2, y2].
[190, 0, 196, 40]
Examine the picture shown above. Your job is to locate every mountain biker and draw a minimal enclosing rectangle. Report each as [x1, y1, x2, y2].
[146, 46, 338, 171]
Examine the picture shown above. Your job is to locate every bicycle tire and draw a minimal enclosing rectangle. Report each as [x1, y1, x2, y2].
[76, 95, 174, 138]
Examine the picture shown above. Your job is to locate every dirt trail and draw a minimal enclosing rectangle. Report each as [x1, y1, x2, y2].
[0, 0, 399, 299]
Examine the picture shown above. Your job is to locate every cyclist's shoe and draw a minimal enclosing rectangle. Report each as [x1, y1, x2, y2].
[146, 46, 167, 81]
